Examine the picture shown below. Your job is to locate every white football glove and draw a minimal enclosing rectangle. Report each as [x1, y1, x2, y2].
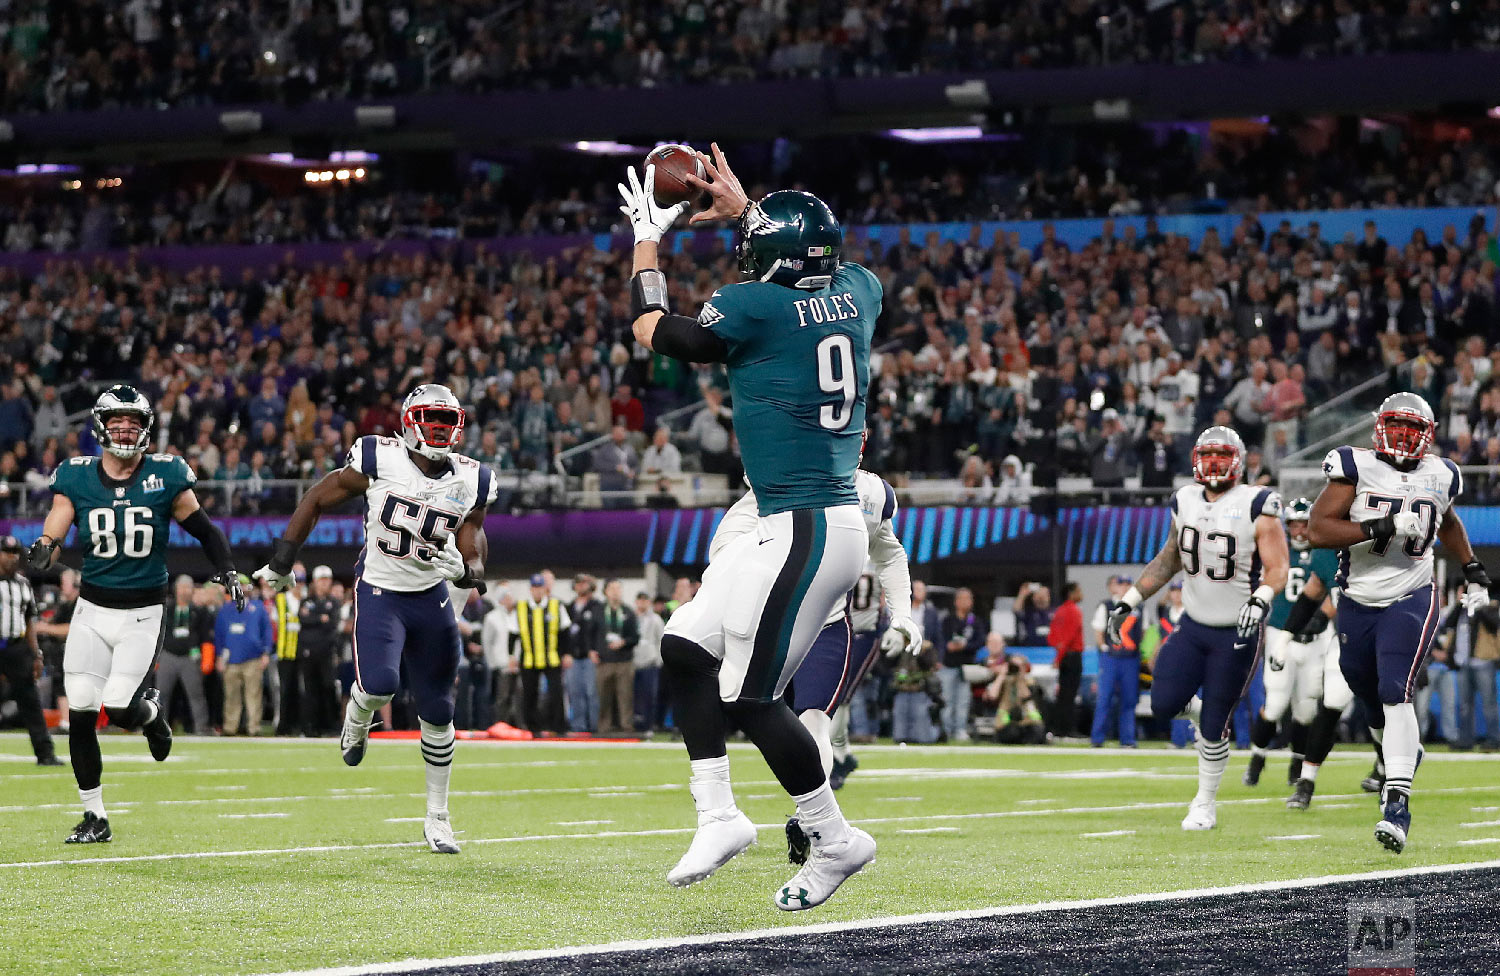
[1463, 582, 1490, 615]
[424, 541, 467, 582]
[617, 164, 689, 244]
[881, 616, 923, 657]
[252, 564, 293, 593]
[1392, 510, 1424, 539]
[1236, 594, 1269, 640]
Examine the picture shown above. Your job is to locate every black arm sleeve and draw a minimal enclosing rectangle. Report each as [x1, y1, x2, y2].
[1283, 592, 1320, 635]
[179, 509, 235, 574]
[651, 314, 729, 364]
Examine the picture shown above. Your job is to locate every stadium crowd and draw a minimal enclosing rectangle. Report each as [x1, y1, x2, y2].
[10, 0, 1500, 114]
[5, 124, 1500, 252]
[4, 199, 1500, 513]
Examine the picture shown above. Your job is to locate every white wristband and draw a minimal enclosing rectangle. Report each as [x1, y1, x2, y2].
[1120, 586, 1144, 610]
[1253, 585, 1275, 605]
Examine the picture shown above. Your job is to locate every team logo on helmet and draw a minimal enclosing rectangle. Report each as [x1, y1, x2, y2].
[91, 384, 154, 460]
[1283, 496, 1313, 522]
[1372, 392, 1435, 466]
[1190, 425, 1245, 489]
[400, 385, 465, 460]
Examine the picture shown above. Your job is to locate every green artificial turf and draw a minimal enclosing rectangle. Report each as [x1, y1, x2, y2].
[0, 733, 1496, 976]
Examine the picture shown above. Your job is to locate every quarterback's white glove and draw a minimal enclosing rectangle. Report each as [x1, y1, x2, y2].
[253, 564, 294, 593]
[1392, 510, 1425, 540]
[1462, 560, 1493, 615]
[618, 164, 689, 244]
[881, 616, 923, 657]
[1236, 586, 1274, 640]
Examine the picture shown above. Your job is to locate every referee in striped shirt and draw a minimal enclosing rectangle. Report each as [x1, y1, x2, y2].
[0, 535, 62, 765]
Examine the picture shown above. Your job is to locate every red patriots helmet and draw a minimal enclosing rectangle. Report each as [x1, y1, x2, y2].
[400, 384, 466, 460]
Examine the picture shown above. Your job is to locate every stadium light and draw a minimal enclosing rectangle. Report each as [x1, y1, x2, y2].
[885, 126, 987, 143]
[571, 140, 651, 154]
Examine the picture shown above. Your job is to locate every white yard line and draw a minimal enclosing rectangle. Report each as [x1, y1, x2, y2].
[10, 786, 1500, 871]
[1456, 837, 1500, 846]
[1266, 834, 1320, 841]
[1459, 819, 1500, 828]
[897, 827, 958, 835]
[220, 813, 290, 820]
[554, 820, 613, 827]
[1079, 830, 1135, 838]
[249, 858, 1500, 976]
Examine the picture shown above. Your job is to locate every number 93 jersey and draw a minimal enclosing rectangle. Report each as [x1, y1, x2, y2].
[50, 454, 195, 592]
[1323, 446, 1460, 608]
[349, 436, 498, 592]
[1171, 483, 1282, 627]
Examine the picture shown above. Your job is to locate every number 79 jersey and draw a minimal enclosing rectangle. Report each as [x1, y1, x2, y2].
[1323, 446, 1460, 608]
[348, 436, 498, 592]
[1171, 483, 1282, 627]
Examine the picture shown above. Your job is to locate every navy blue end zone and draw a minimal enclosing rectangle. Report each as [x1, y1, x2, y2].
[365, 865, 1500, 976]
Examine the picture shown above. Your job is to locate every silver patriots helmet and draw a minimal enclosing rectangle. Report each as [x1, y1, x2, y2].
[91, 384, 154, 459]
[1190, 425, 1245, 489]
[400, 384, 465, 460]
[1372, 391, 1435, 467]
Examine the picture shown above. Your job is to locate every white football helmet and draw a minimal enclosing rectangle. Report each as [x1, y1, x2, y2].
[400, 385, 465, 460]
[1190, 425, 1245, 489]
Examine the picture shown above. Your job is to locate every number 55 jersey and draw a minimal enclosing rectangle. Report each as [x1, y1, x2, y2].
[1322, 447, 1461, 607]
[347, 435, 498, 591]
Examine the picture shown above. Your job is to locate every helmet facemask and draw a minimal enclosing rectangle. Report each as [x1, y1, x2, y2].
[403, 404, 465, 459]
[1374, 411, 1433, 465]
[95, 409, 151, 459]
[1191, 444, 1241, 488]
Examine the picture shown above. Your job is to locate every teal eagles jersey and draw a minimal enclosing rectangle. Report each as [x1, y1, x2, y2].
[50, 454, 196, 592]
[699, 262, 880, 516]
[1267, 545, 1339, 630]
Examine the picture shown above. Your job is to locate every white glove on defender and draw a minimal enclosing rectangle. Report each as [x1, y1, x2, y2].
[1462, 582, 1490, 615]
[252, 565, 293, 593]
[424, 541, 467, 582]
[881, 617, 923, 657]
[617, 164, 689, 245]
[1392, 510, 1425, 540]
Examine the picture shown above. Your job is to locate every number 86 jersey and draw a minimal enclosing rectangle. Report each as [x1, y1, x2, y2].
[349, 436, 498, 591]
[1323, 446, 1461, 608]
[1171, 483, 1282, 627]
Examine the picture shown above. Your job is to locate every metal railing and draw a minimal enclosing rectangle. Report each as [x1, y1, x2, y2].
[553, 400, 711, 478]
[1284, 359, 1414, 467]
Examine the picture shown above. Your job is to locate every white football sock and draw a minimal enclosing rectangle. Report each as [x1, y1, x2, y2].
[1300, 761, 1319, 784]
[791, 781, 850, 848]
[419, 720, 455, 818]
[688, 756, 736, 817]
[79, 786, 105, 819]
[830, 704, 852, 762]
[1195, 735, 1230, 803]
[348, 686, 390, 725]
[798, 709, 834, 776]
[1381, 703, 1419, 797]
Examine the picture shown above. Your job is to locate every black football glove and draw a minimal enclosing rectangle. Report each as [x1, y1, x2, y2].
[1360, 515, 1396, 545]
[1104, 604, 1131, 646]
[213, 570, 247, 611]
[1291, 610, 1330, 644]
[26, 536, 57, 572]
[453, 565, 487, 595]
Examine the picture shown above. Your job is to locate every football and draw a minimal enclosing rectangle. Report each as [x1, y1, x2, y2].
[645, 143, 704, 207]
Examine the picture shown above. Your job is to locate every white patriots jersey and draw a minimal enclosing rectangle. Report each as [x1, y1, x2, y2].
[1322, 446, 1460, 608]
[709, 469, 898, 631]
[348, 435, 499, 592]
[1170, 482, 1282, 627]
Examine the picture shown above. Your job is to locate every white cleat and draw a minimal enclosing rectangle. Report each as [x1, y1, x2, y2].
[666, 810, 757, 887]
[1181, 797, 1217, 831]
[340, 706, 374, 767]
[423, 815, 460, 854]
[774, 826, 876, 911]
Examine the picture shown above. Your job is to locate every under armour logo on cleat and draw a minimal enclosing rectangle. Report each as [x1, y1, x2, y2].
[778, 887, 810, 908]
[807, 830, 822, 842]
